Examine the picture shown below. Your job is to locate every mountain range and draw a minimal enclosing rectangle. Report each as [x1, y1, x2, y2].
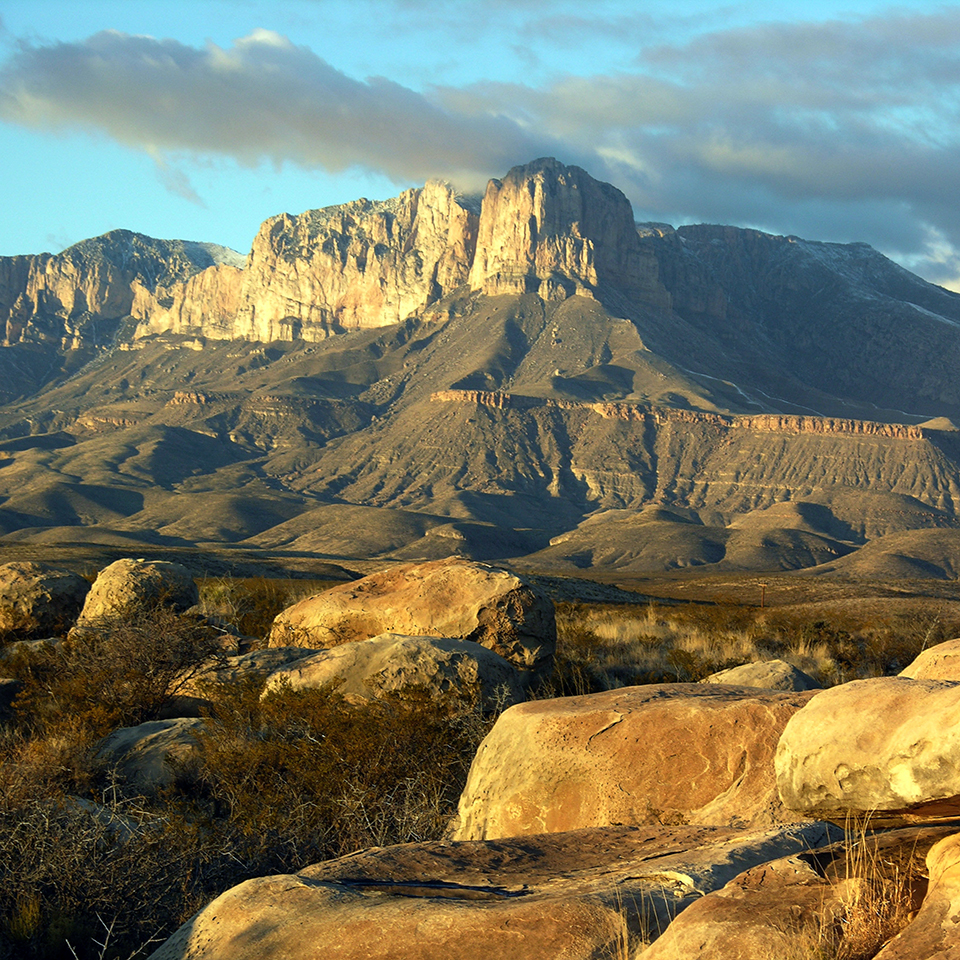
[4, 157, 960, 580]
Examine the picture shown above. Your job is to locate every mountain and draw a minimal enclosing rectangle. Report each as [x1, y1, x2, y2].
[4, 157, 960, 579]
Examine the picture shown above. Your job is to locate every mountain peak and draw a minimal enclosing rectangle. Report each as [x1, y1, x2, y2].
[468, 157, 646, 300]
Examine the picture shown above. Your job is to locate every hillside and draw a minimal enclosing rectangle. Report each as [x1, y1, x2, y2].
[3, 158, 960, 579]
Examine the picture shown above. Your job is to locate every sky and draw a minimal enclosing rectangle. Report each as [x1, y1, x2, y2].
[2, 0, 960, 289]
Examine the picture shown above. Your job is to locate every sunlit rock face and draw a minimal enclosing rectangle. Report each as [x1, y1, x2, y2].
[136, 180, 480, 341]
[468, 157, 667, 305]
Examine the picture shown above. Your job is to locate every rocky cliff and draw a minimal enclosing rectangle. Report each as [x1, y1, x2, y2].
[136, 180, 480, 341]
[0, 232, 238, 348]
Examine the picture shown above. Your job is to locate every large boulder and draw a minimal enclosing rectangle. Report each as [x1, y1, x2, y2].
[702, 658, 821, 691]
[776, 677, 960, 824]
[263, 634, 525, 710]
[76, 559, 198, 627]
[268, 558, 555, 683]
[148, 821, 839, 960]
[900, 639, 960, 682]
[875, 831, 960, 959]
[96, 718, 205, 795]
[452, 684, 819, 841]
[0, 561, 90, 638]
[644, 826, 945, 960]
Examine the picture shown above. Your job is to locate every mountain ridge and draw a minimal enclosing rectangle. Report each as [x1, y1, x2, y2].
[5, 157, 960, 579]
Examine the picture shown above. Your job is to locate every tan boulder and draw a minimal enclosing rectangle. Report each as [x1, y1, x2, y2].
[452, 684, 818, 841]
[702, 658, 821, 691]
[875, 831, 960, 959]
[900, 638, 960, 681]
[775, 677, 960, 824]
[96, 718, 205, 795]
[263, 634, 525, 710]
[76, 558, 198, 626]
[269, 558, 555, 682]
[644, 826, 944, 960]
[0, 561, 90, 638]
[149, 820, 839, 960]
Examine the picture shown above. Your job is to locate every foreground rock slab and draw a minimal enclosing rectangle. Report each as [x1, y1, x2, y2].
[453, 684, 819, 840]
[76, 558, 198, 626]
[263, 634, 525, 709]
[0, 561, 90, 638]
[776, 677, 960, 824]
[269, 558, 556, 682]
[149, 821, 839, 960]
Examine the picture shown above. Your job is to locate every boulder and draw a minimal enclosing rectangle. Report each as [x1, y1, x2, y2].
[875, 831, 960, 959]
[263, 634, 525, 710]
[148, 821, 839, 960]
[644, 826, 944, 960]
[76, 559, 198, 626]
[900, 638, 960, 681]
[96, 718, 205, 795]
[776, 677, 960, 824]
[702, 658, 821, 691]
[452, 684, 819, 841]
[0, 561, 90, 638]
[269, 558, 556, 683]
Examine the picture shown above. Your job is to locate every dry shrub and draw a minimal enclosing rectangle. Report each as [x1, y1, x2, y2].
[177, 677, 494, 871]
[197, 577, 337, 641]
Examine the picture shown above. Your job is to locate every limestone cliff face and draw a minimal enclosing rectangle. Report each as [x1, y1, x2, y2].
[468, 158, 669, 307]
[137, 180, 480, 341]
[0, 231, 235, 348]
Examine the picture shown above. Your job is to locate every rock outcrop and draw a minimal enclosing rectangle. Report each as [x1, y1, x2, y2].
[467, 157, 668, 304]
[0, 561, 90, 638]
[775, 677, 960, 824]
[263, 633, 525, 710]
[148, 821, 839, 960]
[136, 180, 480, 341]
[702, 659, 821, 691]
[76, 559, 198, 627]
[453, 684, 818, 841]
[269, 558, 556, 683]
[96, 718, 205, 795]
[899, 638, 960, 682]
[0, 231, 237, 347]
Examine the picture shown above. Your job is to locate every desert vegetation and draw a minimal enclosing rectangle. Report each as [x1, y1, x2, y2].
[0, 573, 954, 959]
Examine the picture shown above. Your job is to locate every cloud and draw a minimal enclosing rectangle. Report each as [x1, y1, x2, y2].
[1, 10, 960, 284]
[0, 28, 557, 192]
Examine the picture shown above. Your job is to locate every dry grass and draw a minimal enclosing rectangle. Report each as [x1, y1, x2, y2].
[547, 599, 957, 695]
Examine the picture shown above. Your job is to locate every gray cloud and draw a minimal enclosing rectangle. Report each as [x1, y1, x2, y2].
[0, 28, 556, 192]
[2, 10, 960, 286]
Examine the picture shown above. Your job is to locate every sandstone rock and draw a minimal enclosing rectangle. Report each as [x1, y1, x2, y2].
[76, 559, 198, 626]
[263, 633, 525, 710]
[776, 677, 960, 824]
[0, 561, 90, 638]
[269, 558, 555, 683]
[148, 821, 838, 960]
[453, 684, 818, 841]
[643, 826, 945, 960]
[874, 831, 960, 959]
[96, 718, 205, 795]
[900, 638, 960, 681]
[702, 658, 821, 691]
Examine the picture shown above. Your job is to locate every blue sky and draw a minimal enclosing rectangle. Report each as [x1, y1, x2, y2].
[2, 0, 960, 289]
